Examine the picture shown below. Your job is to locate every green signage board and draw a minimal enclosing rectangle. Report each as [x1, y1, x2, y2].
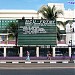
[18, 19, 57, 46]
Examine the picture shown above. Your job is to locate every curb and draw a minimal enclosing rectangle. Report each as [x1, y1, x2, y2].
[0, 61, 74, 63]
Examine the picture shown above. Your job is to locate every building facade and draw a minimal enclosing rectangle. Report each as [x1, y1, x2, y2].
[0, 3, 75, 58]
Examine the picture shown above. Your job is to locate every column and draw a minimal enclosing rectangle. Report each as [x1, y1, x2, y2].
[4, 47, 6, 57]
[52, 47, 55, 57]
[69, 47, 71, 57]
[36, 47, 39, 57]
[20, 47, 23, 57]
[7, 35, 8, 44]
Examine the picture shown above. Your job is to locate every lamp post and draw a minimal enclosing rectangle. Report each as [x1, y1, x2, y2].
[69, 20, 74, 62]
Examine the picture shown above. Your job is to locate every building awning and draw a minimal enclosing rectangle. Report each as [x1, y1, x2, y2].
[56, 44, 68, 48]
[57, 44, 68, 46]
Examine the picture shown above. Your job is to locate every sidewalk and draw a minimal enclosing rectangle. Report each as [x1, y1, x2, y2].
[0, 56, 75, 60]
[0, 56, 75, 63]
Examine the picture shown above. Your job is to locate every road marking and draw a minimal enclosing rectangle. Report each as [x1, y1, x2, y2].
[38, 62, 44, 63]
[12, 62, 19, 63]
[50, 61, 56, 63]
[0, 62, 6, 63]
[25, 62, 31, 63]
[62, 61, 68, 63]
[0, 67, 75, 69]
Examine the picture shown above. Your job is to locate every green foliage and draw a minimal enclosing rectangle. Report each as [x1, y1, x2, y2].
[8, 34, 14, 40]
[57, 20, 73, 29]
[38, 5, 63, 20]
[6, 22, 18, 46]
[38, 5, 63, 41]
[6, 22, 18, 36]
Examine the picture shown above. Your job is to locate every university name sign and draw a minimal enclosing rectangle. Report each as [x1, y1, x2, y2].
[18, 19, 57, 46]
[23, 19, 55, 24]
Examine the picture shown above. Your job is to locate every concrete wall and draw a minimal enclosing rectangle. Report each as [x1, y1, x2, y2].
[66, 22, 75, 45]
[0, 10, 39, 19]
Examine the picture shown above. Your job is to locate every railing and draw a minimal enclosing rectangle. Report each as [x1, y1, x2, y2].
[0, 40, 16, 44]
[57, 40, 66, 44]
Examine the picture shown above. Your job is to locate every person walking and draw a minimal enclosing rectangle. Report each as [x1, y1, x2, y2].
[26, 51, 30, 61]
[47, 51, 51, 60]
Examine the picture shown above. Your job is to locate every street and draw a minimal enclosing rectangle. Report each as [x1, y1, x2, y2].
[0, 63, 75, 69]
[0, 62, 75, 75]
[0, 68, 74, 75]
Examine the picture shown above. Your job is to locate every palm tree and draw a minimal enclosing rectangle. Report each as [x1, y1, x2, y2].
[56, 20, 73, 42]
[38, 5, 63, 20]
[6, 22, 18, 46]
[38, 5, 63, 41]
[57, 20, 71, 29]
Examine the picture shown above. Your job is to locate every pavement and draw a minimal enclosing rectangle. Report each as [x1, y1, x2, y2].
[0, 56, 75, 63]
[0, 56, 75, 60]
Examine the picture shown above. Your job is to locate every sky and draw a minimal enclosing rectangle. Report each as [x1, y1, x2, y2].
[0, 0, 74, 10]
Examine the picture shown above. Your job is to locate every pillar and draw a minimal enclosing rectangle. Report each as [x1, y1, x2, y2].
[20, 47, 23, 57]
[69, 47, 71, 57]
[4, 47, 6, 57]
[52, 47, 55, 57]
[7, 35, 8, 44]
[36, 47, 39, 57]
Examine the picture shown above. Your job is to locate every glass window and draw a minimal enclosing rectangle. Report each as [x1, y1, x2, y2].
[8, 21, 9, 22]
[16, 20, 18, 22]
[2, 21, 4, 22]
[13, 20, 15, 22]
[5, 21, 6, 22]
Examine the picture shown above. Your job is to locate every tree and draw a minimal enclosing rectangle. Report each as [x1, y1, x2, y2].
[57, 20, 71, 29]
[38, 5, 63, 41]
[38, 5, 63, 20]
[6, 22, 18, 46]
[56, 20, 73, 41]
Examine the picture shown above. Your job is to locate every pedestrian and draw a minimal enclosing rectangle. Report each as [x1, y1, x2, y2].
[47, 51, 51, 60]
[26, 51, 30, 61]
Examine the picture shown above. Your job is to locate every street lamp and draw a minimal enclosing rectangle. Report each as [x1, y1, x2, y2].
[69, 20, 74, 62]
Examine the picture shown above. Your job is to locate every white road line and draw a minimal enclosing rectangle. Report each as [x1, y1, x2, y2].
[0, 67, 75, 69]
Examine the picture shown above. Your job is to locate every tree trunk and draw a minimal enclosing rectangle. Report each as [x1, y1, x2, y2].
[15, 33, 18, 47]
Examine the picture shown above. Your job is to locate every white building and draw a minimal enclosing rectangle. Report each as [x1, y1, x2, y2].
[48, 3, 75, 46]
[0, 10, 38, 19]
[0, 3, 75, 58]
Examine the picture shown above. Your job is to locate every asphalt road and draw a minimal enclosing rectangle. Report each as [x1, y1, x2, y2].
[0, 63, 75, 75]
[0, 68, 75, 75]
